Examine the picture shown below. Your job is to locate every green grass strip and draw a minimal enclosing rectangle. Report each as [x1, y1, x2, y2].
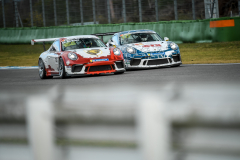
[179, 41, 240, 64]
[0, 41, 240, 66]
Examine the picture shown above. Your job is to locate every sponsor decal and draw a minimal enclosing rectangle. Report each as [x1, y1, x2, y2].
[84, 49, 103, 56]
[142, 44, 161, 47]
[90, 58, 109, 62]
[134, 43, 144, 46]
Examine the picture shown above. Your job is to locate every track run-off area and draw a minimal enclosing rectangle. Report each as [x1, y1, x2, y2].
[1, 63, 240, 160]
[0, 64, 240, 89]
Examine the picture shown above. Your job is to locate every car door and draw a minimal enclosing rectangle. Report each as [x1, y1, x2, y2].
[47, 40, 60, 73]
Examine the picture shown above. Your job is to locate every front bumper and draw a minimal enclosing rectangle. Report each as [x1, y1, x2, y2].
[125, 53, 182, 69]
[125, 58, 171, 69]
[65, 60, 125, 75]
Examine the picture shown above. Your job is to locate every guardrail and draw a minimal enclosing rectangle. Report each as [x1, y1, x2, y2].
[1, 84, 240, 160]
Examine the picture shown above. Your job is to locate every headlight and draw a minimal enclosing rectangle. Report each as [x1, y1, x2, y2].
[113, 48, 121, 55]
[68, 52, 78, 60]
[170, 42, 178, 50]
[126, 47, 135, 54]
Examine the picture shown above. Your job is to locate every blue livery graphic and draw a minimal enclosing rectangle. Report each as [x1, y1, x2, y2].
[106, 29, 182, 69]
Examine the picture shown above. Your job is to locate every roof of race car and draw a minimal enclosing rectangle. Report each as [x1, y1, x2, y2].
[31, 35, 99, 45]
[117, 29, 156, 35]
[91, 30, 156, 37]
[64, 35, 99, 39]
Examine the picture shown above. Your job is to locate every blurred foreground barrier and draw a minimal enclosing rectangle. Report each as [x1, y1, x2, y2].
[26, 96, 55, 160]
[0, 84, 240, 160]
[0, 17, 240, 44]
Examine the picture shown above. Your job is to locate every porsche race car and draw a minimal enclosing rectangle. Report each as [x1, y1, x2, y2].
[104, 29, 182, 69]
[31, 35, 125, 79]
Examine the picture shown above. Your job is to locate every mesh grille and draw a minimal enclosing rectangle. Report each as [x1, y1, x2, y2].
[172, 55, 180, 62]
[116, 61, 124, 68]
[147, 59, 169, 65]
[130, 59, 141, 66]
[89, 65, 112, 72]
[72, 65, 83, 72]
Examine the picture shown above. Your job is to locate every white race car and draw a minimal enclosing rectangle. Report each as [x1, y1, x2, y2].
[105, 29, 182, 69]
[31, 35, 125, 79]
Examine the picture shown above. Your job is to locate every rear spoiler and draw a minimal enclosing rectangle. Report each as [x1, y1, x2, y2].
[31, 38, 61, 45]
[31, 38, 60, 51]
[91, 32, 120, 41]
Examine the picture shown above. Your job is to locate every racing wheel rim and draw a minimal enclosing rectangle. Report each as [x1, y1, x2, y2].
[39, 60, 44, 77]
[59, 59, 64, 76]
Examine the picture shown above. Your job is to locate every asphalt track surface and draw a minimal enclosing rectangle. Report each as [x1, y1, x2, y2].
[0, 64, 240, 90]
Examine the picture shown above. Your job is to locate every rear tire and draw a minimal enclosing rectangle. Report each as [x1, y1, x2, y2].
[59, 58, 66, 79]
[46, 76, 53, 79]
[38, 59, 48, 79]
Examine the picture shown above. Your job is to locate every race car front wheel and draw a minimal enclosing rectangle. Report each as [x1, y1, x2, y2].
[114, 71, 124, 75]
[59, 58, 66, 79]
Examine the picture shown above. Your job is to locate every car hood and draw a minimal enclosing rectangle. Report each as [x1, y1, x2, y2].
[125, 41, 169, 53]
[69, 47, 110, 58]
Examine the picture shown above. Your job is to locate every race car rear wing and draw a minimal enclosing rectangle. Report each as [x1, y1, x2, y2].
[91, 32, 120, 41]
[31, 38, 60, 51]
[31, 38, 60, 45]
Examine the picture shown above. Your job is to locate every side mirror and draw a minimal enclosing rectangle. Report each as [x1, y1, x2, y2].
[164, 37, 169, 41]
[50, 47, 56, 52]
[109, 42, 116, 47]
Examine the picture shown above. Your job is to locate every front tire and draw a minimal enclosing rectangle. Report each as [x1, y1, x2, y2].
[114, 71, 124, 75]
[171, 64, 181, 67]
[59, 58, 66, 79]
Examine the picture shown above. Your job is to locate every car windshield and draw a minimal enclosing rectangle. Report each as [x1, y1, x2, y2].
[120, 33, 162, 45]
[62, 38, 106, 51]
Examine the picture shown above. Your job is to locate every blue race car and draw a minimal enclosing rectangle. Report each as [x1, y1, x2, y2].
[105, 29, 182, 69]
